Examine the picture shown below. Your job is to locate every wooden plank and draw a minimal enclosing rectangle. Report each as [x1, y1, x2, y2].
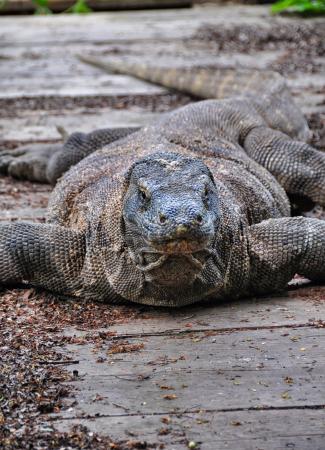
[0, 108, 158, 142]
[0, 6, 301, 47]
[0, 74, 166, 99]
[103, 289, 325, 335]
[55, 327, 325, 419]
[0, 207, 47, 222]
[54, 409, 325, 450]
[0, 0, 192, 14]
[0, 192, 48, 210]
[0, 177, 50, 222]
[0, 44, 113, 79]
[0, 194, 48, 222]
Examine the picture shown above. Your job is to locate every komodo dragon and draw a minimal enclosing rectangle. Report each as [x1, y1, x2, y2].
[0, 63, 325, 306]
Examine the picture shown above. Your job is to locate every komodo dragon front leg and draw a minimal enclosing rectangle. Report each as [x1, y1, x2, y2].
[0, 223, 85, 295]
[0, 127, 139, 184]
[244, 127, 325, 206]
[248, 217, 325, 295]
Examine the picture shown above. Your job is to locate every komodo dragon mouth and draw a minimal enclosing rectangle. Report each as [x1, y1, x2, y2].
[145, 236, 209, 255]
[131, 239, 211, 287]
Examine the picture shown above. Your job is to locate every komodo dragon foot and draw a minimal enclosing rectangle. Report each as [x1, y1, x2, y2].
[0, 143, 62, 183]
[0, 127, 139, 184]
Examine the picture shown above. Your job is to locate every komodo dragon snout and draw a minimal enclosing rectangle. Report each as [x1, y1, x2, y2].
[122, 152, 219, 287]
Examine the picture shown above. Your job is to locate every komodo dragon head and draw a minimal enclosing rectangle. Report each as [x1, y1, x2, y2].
[122, 152, 219, 289]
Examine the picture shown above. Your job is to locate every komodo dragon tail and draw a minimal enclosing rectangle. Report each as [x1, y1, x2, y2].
[78, 55, 287, 99]
[78, 55, 311, 142]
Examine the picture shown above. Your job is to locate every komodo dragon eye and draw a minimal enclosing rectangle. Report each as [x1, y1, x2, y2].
[203, 184, 212, 206]
[139, 186, 150, 201]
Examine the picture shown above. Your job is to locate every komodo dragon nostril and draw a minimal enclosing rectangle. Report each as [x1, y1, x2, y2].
[176, 224, 188, 235]
[196, 214, 203, 224]
[159, 213, 167, 224]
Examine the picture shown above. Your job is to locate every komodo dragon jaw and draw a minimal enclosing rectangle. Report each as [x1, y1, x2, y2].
[122, 153, 218, 287]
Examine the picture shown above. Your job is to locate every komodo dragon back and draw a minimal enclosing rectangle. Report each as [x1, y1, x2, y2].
[79, 56, 310, 142]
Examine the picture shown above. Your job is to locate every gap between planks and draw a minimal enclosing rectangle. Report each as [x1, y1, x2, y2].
[99, 322, 323, 340]
[50, 404, 325, 422]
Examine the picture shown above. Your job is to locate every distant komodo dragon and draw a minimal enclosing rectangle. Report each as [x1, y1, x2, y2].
[0, 62, 325, 306]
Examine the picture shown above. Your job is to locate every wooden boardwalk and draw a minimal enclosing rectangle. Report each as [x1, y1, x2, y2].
[1, 5, 325, 449]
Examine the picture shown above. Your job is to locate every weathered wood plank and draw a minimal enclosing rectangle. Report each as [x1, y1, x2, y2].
[0, 177, 50, 222]
[55, 327, 325, 423]
[0, 6, 306, 47]
[0, 108, 158, 142]
[0, 74, 166, 99]
[0, 44, 114, 79]
[106, 289, 325, 335]
[0, 207, 47, 222]
[54, 409, 325, 450]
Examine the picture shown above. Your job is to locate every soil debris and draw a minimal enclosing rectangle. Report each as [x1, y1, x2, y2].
[0, 93, 191, 118]
[1, 424, 157, 450]
[0, 289, 156, 449]
[194, 22, 325, 75]
[108, 341, 145, 354]
[288, 285, 325, 304]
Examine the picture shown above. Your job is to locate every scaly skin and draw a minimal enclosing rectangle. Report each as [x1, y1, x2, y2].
[0, 66, 324, 306]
